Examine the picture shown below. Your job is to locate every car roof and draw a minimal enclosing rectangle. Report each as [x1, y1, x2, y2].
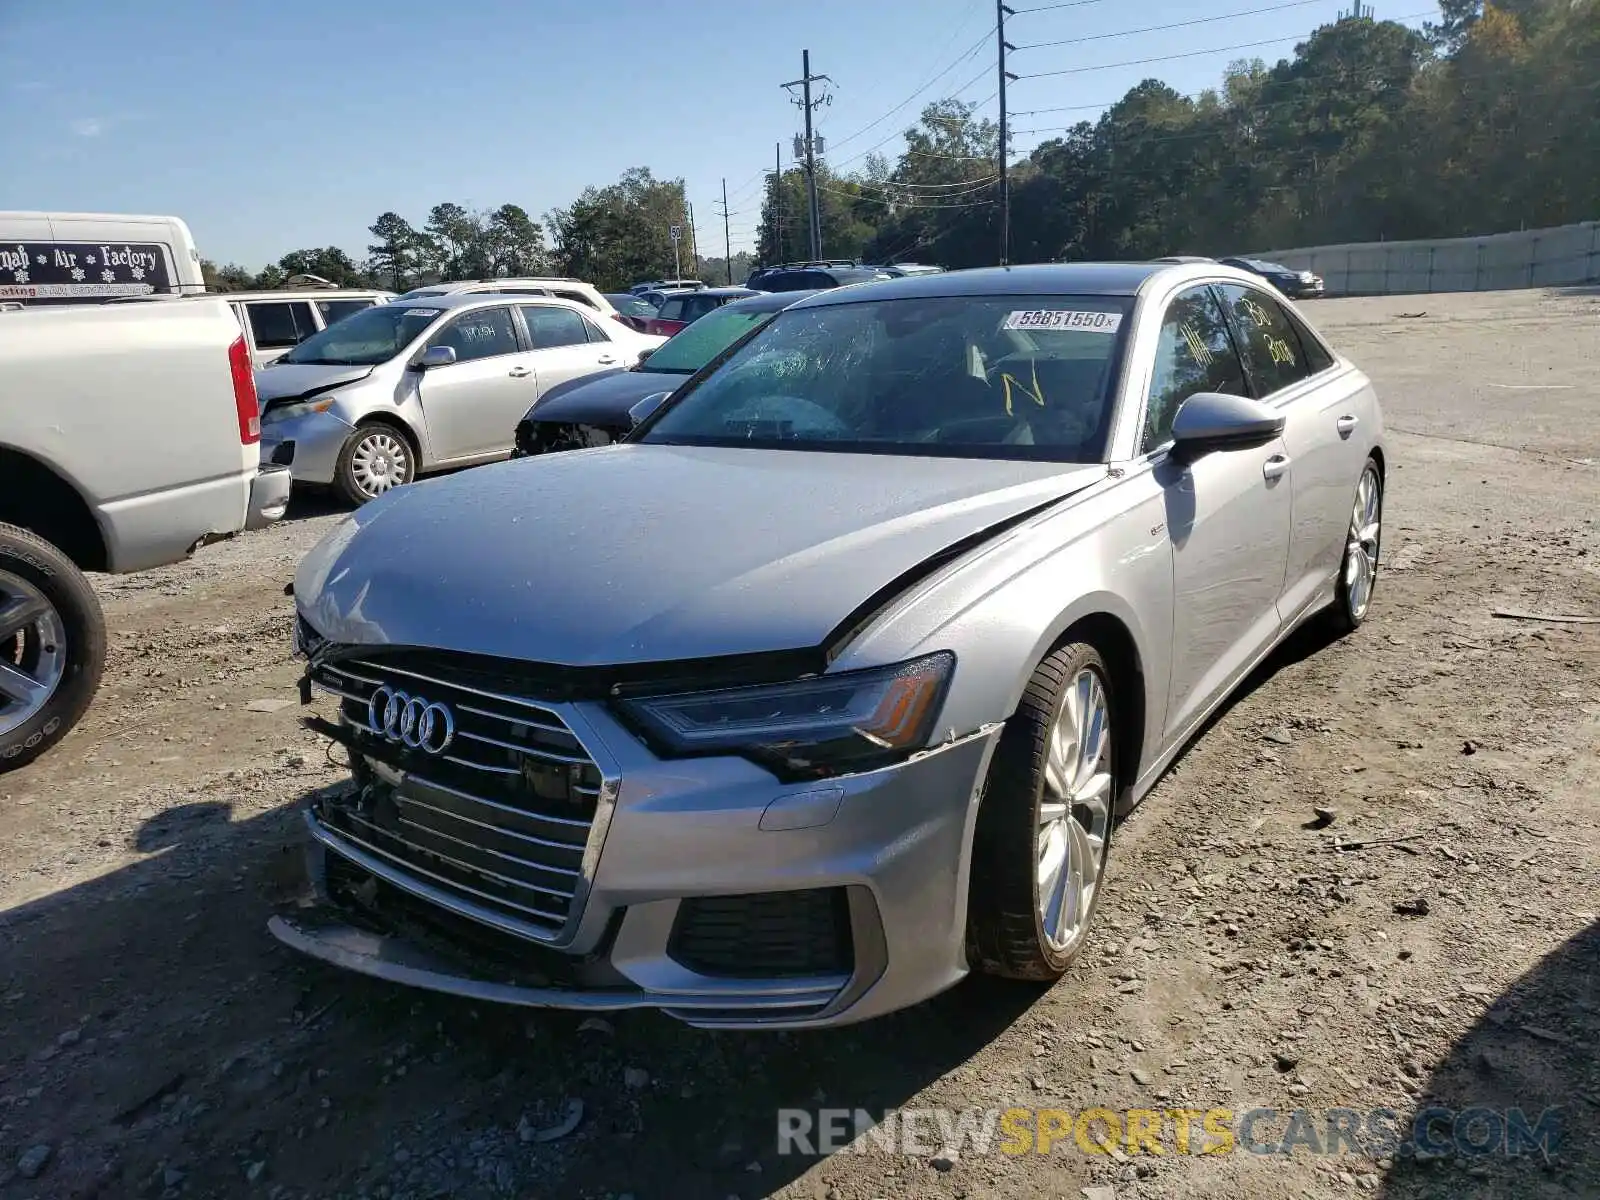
[719, 288, 823, 314]
[389, 291, 597, 314]
[783, 263, 1171, 308]
[692, 286, 762, 298]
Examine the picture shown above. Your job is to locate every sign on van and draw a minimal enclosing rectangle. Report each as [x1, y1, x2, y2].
[0, 241, 173, 301]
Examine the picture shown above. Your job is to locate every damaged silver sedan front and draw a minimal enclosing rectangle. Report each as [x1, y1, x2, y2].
[272, 262, 1386, 1029]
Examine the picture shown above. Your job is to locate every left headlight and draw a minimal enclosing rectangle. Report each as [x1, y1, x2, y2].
[262, 396, 337, 425]
[614, 651, 956, 780]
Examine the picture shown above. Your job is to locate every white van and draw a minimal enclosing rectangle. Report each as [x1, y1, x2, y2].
[0, 211, 205, 306]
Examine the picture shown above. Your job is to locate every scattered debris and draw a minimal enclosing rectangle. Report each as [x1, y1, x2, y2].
[1337, 833, 1424, 852]
[1307, 806, 1337, 829]
[245, 698, 295, 714]
[16, 1145, 52, 1180]
[530, 1098, 585, 1143]
[1262, 728, 1293, 745]
[1394, 895, 1431, 917]
[1397, 311, 1427, 318]
[930, 1151, 958, 1172]
[1461, 739, 1479, 755]
[1273, 1052, 1300, 1072]
[1490, 609, 1600, 624]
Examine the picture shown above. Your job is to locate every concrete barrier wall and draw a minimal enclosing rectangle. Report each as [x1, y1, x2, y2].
[1246, 220, 1600, 296]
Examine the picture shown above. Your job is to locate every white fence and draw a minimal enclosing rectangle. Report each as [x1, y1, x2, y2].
[1248, 219, 1600, 296]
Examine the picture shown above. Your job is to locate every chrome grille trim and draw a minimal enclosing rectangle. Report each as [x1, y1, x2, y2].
[309, 655, 622, 948]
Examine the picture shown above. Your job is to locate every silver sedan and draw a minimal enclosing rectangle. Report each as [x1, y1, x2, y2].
[276, 261, 1385, 1029]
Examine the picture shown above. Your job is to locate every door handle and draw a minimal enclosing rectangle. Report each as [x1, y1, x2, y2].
[597, 355, 618, 365]
[1262, 454, 1291, 481]
[508, 366, 533, 378]
[1335, 414, 1359, 436]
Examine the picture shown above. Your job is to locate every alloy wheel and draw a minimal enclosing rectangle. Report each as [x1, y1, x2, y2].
[0, 570, 68, 738]
[350, 430, 412, 498]
[1345, 464, 1382, 620]
[1037, 666, 1113, 952]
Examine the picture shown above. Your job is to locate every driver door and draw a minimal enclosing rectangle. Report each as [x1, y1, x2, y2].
[415, 306, 533, 460]
[1144, 284, 1294, 740]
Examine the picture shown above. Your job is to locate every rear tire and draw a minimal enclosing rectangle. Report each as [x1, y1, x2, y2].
[335, 423, 415, 506]
[1322, 456, 1383, 637]
[968, 641, 1116, 980]
[0, 522, 106, 772]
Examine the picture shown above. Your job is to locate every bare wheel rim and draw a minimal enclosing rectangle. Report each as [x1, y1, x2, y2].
[350, 431, 411, 497]
[1345, 464, 1382, 620]
[0, 570, 68, 738]
[1038, 666, 1113, 952]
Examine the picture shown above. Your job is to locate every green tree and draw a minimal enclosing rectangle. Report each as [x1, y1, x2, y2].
[485, 204, 548, 276]
[546, 167, 689, 290]
[201, 259, 255, 292]
[424, 202, 486, 279]
[276, 247, 368, 287]
[367, 211, 419, 290]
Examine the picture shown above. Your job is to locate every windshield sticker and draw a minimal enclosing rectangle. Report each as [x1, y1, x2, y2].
[1003, 309, 1122, 333]
[403, 308, 441, 318]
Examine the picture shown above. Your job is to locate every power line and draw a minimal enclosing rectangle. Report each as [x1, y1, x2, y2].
[1010, 10, 1439, 80]
[1012, 0, 1116, 10]
[1011, 0, 1328, 51]
[823, 28, 993, 153]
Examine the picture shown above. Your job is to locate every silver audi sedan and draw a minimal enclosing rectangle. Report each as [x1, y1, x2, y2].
[274, 262, 1385, 1029]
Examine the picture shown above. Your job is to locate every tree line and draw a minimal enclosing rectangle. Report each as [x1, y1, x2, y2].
[205, 1, 1596, 294]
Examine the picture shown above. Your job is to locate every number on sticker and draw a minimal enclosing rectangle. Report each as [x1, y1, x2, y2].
[1002, 309, 1122, 333]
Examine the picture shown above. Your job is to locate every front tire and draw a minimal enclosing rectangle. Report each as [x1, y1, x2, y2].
[1323, 457, 1383, 637]
[0, 523, 106, 772]
[335, 424, 415, 506]
[968, 642, 1116, 981]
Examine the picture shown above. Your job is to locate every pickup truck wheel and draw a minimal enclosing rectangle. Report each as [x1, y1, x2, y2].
[335, 425, 415, 506]
[0, 523, 106, 772]
[968, 641, 1115, 981]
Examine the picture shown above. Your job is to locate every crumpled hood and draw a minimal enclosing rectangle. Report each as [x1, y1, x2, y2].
[295, 444, 1105, 666]
[523, 368, 681, 429]
[254, 362, 376, 405]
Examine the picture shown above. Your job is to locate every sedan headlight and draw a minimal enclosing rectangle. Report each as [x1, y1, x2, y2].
[262, 396, 337, 424]
[615, 651, 956, 779]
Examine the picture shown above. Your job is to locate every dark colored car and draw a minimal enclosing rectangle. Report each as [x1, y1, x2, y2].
[1218, 256, 1326, 299]
[642, 286, 763, 337]
[746, 264, 895, 292]
[604, 292, 661, 332]
[512, 289, 821, 457]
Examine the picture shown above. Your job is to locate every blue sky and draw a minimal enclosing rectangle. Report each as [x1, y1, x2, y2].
[0, 0, 1436, 269]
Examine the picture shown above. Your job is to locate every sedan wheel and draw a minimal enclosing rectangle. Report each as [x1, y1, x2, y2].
[337, 426, 414, 505]
[1326, 457, 1383, 635]
[1037, 668, 1113, 952]
[969, 640, 1118, 980]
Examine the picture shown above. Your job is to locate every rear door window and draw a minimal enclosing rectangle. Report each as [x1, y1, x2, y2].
[519, 305, 590, 349]
[1214, 284, 1315, 397]
[245, 301, 317, 350]
[582, 316, 612, 343]
[658, 298, 688, 320]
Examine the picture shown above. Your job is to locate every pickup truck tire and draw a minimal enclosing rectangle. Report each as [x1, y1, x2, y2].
[967, 641, 1115, 981]
[0, 523, 106, 771]
[335, 424, 416, 506]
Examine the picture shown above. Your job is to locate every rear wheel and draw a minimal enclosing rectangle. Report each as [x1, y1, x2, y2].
[335, 424, 415, 506]
[0, 523, 106, 771]
[1323, 457, 1383, 636]
[968, 642, 1116, 980]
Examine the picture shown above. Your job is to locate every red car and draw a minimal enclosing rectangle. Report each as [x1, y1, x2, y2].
[643, 287, 763, 337]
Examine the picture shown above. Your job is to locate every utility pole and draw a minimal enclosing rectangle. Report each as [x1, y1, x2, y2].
[686, 200, 700, 277]
[998, 1, 1017, 267]
[774, 142, 784, 265]
[782, 50, 831, 261]
[717, 177, 733, 285]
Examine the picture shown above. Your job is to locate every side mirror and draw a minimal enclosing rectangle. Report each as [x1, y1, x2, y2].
[635, 347, 654, 364]
[628, 391, 672, 427]
[417, 345, 457, 370]
[1170, 392, 1285, 458]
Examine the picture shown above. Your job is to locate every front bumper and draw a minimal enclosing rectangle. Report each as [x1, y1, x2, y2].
[246, 464, 292, 529]
[272, 711, 1002, 1030]
[259, 409, 355, 486]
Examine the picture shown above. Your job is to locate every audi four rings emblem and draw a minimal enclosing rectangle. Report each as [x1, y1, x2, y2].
[367, 685, 456, 755]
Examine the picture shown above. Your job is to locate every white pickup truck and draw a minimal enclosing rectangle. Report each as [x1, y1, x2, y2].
[0, 298, 291, 769]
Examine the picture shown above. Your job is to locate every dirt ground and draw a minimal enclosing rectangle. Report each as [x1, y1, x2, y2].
[1, 287, 1596, 1200]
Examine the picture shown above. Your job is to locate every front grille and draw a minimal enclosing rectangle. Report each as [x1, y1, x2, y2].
[310, 655, 610, 939]
[669, 889, 854, 979]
